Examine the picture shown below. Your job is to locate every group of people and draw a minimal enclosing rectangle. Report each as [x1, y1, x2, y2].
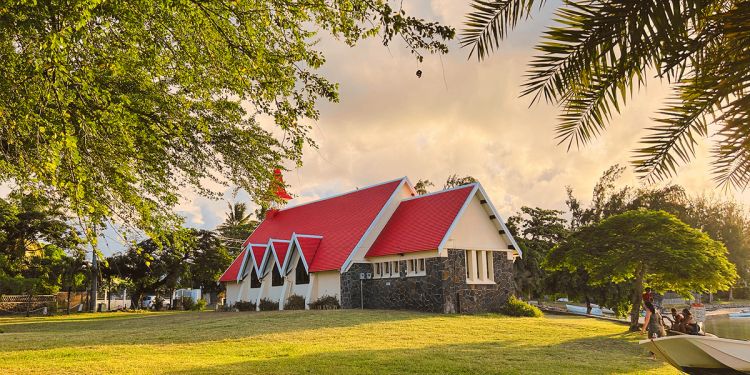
[640, 288, 701, 339]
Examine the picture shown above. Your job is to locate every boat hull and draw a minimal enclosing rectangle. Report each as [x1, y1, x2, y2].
[639, 335, 750, 374]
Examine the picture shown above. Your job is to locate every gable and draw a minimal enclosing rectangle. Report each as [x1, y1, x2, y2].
[441, 193, 508, 252]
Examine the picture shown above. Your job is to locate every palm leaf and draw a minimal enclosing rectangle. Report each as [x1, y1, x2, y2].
[461, 0, 544, 61]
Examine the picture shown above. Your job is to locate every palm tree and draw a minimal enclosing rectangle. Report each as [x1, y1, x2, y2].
[216, 202, 257, 255]
[462, 0, 750, 188]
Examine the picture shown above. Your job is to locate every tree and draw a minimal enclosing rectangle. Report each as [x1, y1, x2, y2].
[462, 1, 750, 188]
[443, 174, 477, 189]
[414, 179, 435, 195]
[184, 230, 232, 296]
[1, 1, 454, 241]
[216, 202, 257, 256]
[547, 210, 738, 330]
[105, 228, 231, 307]
[0, 193, 85, 295]
[507, 206, 568, 299]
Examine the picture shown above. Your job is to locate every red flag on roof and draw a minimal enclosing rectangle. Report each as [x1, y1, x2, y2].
[273, 168, 293, 201]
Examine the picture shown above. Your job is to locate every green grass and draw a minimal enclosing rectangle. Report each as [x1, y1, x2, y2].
[0, 310, 678, 374]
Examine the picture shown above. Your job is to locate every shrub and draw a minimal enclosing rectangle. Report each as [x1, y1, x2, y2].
[285, 294, 305, 310]
[258, 298, 279, 311]
[234, 300, 256, 311]
[308, 295, 340, 310]
[502, 296, 543, 317]
[192, 298, 207, 311]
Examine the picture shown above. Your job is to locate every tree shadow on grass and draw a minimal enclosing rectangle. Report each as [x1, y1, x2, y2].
[161, 334, 672, 375]
[0, 310, 428, 352]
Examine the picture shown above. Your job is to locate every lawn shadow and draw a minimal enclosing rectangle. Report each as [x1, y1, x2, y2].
[161, 333, 670, 375]
[0, 309, 429, 352]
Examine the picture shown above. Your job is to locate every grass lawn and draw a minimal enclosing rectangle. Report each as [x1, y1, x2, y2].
[0, 310, 678, 374]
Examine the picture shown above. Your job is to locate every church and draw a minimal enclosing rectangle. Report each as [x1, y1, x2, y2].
[218, 177, 521, 313]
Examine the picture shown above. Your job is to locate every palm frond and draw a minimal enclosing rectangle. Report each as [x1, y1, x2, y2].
[460, 0, 544, 61]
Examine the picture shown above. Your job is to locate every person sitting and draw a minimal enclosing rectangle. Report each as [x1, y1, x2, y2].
[668, 308, 684, 331]
[681, 309, 700, 335]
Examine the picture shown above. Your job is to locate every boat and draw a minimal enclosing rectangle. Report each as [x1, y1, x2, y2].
[565, 304, 603, 316]
[729, 310, 750, 318]
[639, 335, 750, 374]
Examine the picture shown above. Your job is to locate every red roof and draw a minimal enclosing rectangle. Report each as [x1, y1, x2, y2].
[242, 178, 405, 272]
[218, 249, 247, 282]
[295, 236, 323, 270]
[271, 240, 290, 269]
[366, 185, 475, 257]
[250, 244, 269, 273]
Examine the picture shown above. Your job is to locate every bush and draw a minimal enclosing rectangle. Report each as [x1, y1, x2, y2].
[258, 298, 279, 311]
[192, 298, 207, 311]
[308, 295, 340, 310]
[285, 294, 305, 310]
[502, 296, 543, 317]
[234, 300, 256, 311]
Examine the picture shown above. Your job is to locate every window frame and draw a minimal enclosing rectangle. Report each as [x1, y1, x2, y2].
[465, 250, 496, 285]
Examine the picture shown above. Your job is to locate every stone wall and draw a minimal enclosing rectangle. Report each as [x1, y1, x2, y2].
[341, 250, 514, 314]
[441, 249, 514, 314]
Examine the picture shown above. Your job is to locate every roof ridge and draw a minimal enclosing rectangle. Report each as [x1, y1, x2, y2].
[400, 183, 477, 202]
[276, 176, 406, 213]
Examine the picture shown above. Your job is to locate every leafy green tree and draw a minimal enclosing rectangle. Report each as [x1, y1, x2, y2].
[462, 0, 750, 188]
[0, 193, 85, 295]
[414, 179, 435, 195]
[184, 230, 232, 296]
[507, 206, 568, 299]
[547, 210, 738, 329]
[105, 228, 231, 307]
[444, 174, 478, 189]
[1, 0, 454, 242]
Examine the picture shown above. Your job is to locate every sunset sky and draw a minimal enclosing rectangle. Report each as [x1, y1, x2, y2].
[100, 1, 747, 254]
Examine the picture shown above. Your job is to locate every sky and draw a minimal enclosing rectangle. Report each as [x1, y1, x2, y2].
[100, 1, 748, 255]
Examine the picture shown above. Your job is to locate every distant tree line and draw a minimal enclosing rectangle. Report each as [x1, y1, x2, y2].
[508, 165, 746, 327]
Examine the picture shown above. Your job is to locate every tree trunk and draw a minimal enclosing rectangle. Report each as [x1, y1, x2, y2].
[585, 296, 592, 315]
[629, 264, 646, 331]
[729, 287, 734, 301]
[66, 286, 71, 315]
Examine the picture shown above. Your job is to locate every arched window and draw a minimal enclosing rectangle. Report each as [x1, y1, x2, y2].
[271, 263, 283, 286]
[295, 258, 310, 285]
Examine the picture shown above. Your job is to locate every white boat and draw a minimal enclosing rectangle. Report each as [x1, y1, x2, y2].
[639, 335, 750, 374]
[729, 311, 750, 318]
[565, 304, 603, 316]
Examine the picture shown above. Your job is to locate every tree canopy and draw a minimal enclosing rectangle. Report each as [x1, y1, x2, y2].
[0, 0, 454, 241]
[546, 209, 738, 328]
[462, 0, 750, 188]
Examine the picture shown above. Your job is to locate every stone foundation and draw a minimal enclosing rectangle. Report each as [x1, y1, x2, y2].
[341, 249, 514, 313]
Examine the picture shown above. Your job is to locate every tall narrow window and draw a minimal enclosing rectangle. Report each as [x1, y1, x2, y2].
[392, 261, 400, 276]
[486, 251, 494, 282]
[271, 263, 283, 286]
[385, 261, 391, 276]
[295, 258, 309, 285]
[417, 258, 425, 273]
[374, 263, 381, 278]
[250, 268, 261, 288]
[465, 250, 472, 279]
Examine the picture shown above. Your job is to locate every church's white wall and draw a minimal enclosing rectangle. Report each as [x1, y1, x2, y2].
[312, 270, 340, 300]
[442, 194, 509, 253]
[292, 283, 309, 297]
[345, 182, 414, 269]
[224, 282, 241, 305]
[266, 285, 283, 302]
